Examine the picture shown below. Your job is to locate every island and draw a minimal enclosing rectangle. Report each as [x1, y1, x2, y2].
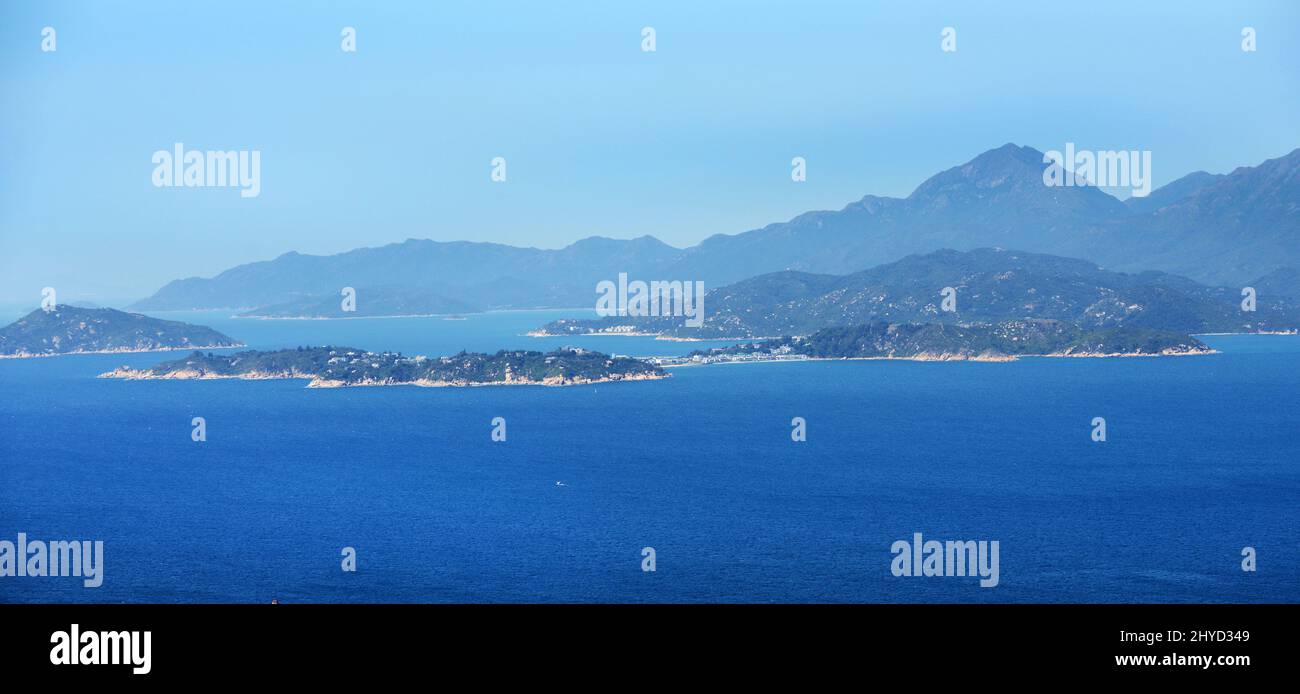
[648, 320, 1215, 366]
[0, 305, 242, 358]
[99, 345, 669, 388]
[531, 249, 1300, 341]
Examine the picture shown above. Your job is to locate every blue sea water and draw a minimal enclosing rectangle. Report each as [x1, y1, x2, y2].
[1, 310, 1297, 603]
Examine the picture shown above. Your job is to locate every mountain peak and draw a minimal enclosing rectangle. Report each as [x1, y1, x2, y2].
[963, 143, 1048, 171]
[566, 234, 675, 251]
[983, 142, 1045, 163]
[1125, 170, 1223, 213]
[904, 143, 1126, 224]
[908, 144, 1048, 200]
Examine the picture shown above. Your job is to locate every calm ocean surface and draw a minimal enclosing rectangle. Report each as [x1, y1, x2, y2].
[1, 310, 1297, 603]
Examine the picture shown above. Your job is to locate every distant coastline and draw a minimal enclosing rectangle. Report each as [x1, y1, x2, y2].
[654, 347, 1218, 368]
[526, 329, 746, 342]
[0, 343, 244, 360]
[532, 325, 1300, 344]
[236, 307, 595, 321]
[1192, 330, 1299, 336]
[235, 313, 463, 321]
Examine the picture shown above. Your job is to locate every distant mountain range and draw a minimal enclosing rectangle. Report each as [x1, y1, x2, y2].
[534, 248, 1300, 339]
[242, 287, 481, 318]
[132, 143, 1300, 315]
[0, 306, 241, 357]
[134, 235, 684, 315]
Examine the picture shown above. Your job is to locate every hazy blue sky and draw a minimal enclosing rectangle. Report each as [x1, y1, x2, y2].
[2, 1, 1298, 306]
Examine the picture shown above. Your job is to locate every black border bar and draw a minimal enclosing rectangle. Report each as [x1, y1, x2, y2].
[0, 603, 1290, 682]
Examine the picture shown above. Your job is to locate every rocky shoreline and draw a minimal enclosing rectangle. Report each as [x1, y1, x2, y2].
[99, 366, 670, 388]
[655, 344, 1218, 367]
[303, 371, 669, 388]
